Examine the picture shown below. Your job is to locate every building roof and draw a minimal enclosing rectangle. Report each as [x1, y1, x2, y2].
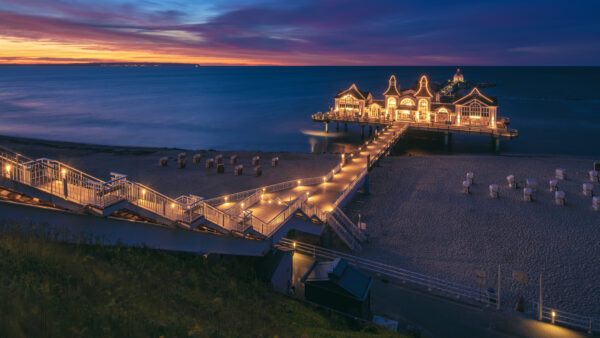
[431, 103, 456, 112]
[383, 75, 401, 97]
[302, 258, 373, 301]
[453, 87, 497, 105]
[335, 84, 370, 100]
[414, 75, 434, 98]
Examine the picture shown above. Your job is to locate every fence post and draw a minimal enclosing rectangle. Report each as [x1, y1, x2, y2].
[497, 265, 501, 310]
[538, 273, 543, 321]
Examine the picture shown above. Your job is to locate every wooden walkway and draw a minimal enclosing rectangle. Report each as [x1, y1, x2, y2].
[0, 122, 409, 249]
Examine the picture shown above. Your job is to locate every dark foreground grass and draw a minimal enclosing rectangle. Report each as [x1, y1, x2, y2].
[0, 231, 400, 337]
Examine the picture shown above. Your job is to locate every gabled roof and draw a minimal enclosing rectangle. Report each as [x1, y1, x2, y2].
[335, 83, 370, 100]
[370, 99, 385, 106]
[453, 87, 497, 105]
[414, 75, 433, 98]
[383, 75, 401, 97]
[431, 102, 456, 112]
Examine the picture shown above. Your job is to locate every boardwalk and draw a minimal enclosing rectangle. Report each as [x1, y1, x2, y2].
[0, 122, 409, 247]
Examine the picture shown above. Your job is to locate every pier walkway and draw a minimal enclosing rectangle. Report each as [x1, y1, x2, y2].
[0, 122, 409, 252]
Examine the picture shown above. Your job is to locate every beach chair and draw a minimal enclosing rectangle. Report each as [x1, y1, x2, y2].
[193, 154, 201, 164]
[252, 156, 260, 166]
[230, 155, 237, 165]
[555, 191, 565, 206]
[489, 184, 499, 198]
[555, 168, 566, 180]
[549, 179, 558, 192]
[583, 183, 593, 197]
[523, 188, 533, 202]
[158, 157, 168, 167]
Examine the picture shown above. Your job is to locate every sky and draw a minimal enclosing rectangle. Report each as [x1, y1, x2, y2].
[0, 0, 599, 65]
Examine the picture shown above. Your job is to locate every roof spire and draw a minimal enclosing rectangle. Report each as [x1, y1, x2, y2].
[383, 74, 401, 97]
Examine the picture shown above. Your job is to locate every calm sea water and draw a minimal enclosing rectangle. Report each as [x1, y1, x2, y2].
[0, 66, 598, 156]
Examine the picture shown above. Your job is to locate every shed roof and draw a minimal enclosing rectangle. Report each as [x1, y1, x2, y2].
[302, 258, 373, 301]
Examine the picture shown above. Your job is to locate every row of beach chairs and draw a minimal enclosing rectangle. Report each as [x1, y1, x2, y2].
[158, 153, 280, 177]
[462, 168, 600, 210]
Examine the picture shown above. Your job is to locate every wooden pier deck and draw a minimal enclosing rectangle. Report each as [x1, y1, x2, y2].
[312, 115, 518, 139]
[0, 122, 409, 251]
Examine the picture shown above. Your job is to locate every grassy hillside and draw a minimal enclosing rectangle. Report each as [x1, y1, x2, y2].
[0, 231, 400, 337]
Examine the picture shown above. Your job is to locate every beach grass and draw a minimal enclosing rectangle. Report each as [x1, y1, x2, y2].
[0, 228, 400, 337]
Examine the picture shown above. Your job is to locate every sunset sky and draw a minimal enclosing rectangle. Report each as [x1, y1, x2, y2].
[1, 0, 599, 65]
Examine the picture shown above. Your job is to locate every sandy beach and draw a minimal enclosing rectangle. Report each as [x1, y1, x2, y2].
[344, 154, 600, 316]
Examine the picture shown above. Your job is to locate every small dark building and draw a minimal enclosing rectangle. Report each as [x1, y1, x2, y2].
[301, 258, 373, 319]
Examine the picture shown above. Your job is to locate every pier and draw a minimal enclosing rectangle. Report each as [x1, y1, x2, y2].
[315, 72, 518, 152]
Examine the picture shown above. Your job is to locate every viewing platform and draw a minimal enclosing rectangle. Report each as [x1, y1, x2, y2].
[312, 113, 518, 139]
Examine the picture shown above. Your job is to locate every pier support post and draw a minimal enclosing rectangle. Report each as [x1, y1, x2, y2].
[376, 125, 380, 132]
[369, 125, 373, 137]
[325, 122, 329, 134]
[344, 123, 348, 132]
[361, 125, 365, 139]
[62, 178, 68, 199]
[444, 132, 450, 146]
[363, 173, 370, 195]
[493, 136, 500, 153]
[335, 122, 339, 131]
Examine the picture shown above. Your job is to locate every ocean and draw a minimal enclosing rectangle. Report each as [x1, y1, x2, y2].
[0, 65, 598, 156]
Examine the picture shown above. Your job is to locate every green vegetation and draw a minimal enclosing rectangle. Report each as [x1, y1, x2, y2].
[0, 229, 400, 337]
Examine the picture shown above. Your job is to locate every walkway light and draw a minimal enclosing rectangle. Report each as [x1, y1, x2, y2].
[297, 180, 301, 185]
[241, 202, 245, 208]
[551, 311, 556, 324]
[5, 164, 10, 173]
[224, 196, 228, 202]
[293, 241, 296, 248]
[171, 203, 175, 208]
[142, 189, 146, 196]
[61, 169, 66, 178]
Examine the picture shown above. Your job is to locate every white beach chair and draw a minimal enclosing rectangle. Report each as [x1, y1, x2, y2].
[193, 154, 201, 164]
[555, 191, 565, 206]
[205, 158, 214, 169]
[556, 168, 567, 180]
[271, 157, 279, 167]
[466, 172, 474, 184]
[252, 156, 260, 166]
[593, 196, 600, 211]
[489, 184, 499, 199]
[523, 187, 533, 202]
[230, 155, 238, 165]
[507, 175, 516, 188]
[583, 183, 593, 197]
[215, 154, 223, 164]
[462, 180, 471, 194]
[589, 170, 599, 182]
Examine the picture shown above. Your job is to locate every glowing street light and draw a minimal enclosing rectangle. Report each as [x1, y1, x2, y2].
[5, 164, 10, 173]
[61, 169, 66, 178]
[551, 311, 556, 324]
